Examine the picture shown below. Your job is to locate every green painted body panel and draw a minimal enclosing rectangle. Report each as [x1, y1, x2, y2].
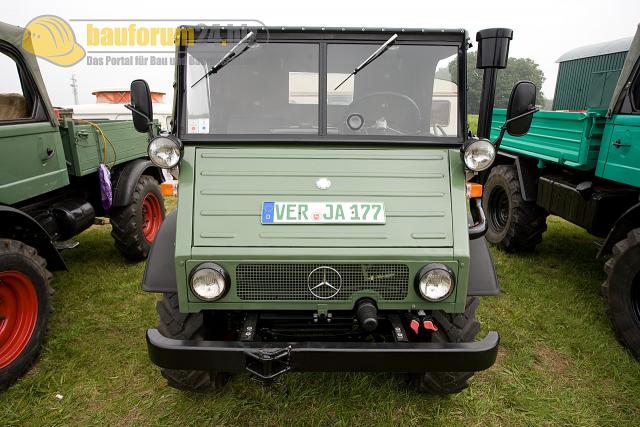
[175, 146, 470, 314]
[192, 147, 453, 248]
[0, 118, 152, 205]
[0, 121, 69, 204]
[491, 108, 607, 171]
[0, 22, 150, 205]
[59, 119, 151, 176]
[595, 114, 640, 187]
[492, 108, 640, 188]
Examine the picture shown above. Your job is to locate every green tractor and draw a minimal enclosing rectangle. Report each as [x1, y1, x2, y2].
[132, 25, 536, 393]
[482, 26, 640, 358]
[0, 22, 166, 389]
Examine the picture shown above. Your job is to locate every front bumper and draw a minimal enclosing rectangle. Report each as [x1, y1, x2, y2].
[147, 329, 500, 379]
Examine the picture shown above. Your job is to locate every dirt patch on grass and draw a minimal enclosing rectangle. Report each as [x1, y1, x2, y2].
[533, 343, 571, 375]
[115, 406, 143, 427]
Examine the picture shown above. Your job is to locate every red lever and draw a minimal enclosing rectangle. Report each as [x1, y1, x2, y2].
[409, 319, 420, 335]
[423, 320, 438, 332]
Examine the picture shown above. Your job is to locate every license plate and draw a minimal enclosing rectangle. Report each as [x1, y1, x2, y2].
[261, 202, 386, 224]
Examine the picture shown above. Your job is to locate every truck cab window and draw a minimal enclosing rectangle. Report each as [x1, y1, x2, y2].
[186, 43, 319, 134]
[326, 44, 458, 137]
[0, 51, 33, 121]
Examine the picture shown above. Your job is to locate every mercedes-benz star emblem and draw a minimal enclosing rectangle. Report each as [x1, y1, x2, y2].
[316, 177, 331, 190]
[307, 266, 342, 299]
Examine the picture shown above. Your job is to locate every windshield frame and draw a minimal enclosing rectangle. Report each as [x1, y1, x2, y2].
[175, 27, 468, 145]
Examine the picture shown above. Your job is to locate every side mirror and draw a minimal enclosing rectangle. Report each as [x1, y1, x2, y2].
[505, 81, 537, 136]
[128, 79, 153, 133]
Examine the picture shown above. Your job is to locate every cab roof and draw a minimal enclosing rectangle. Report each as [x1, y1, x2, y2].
[184, 26, 468, 43]
[186, 26, 467, 35]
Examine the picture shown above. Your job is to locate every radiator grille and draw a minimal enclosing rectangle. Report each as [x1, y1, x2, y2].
[236, 264, 409, 301]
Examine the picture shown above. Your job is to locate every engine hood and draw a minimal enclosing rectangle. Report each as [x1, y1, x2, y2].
[191, 146, 456, 248]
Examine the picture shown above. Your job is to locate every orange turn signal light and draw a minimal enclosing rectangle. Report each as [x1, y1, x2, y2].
[466, 183, 483, 199]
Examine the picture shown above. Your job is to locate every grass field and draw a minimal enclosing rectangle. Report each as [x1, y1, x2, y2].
[468, 114, 479, 135]
[1, 198, 640, 426]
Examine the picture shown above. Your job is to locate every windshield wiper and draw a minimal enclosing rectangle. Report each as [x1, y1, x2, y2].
[191, 31, 256, 88]
[334, 33, 398, 90]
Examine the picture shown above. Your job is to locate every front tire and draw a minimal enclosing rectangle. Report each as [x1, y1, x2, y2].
[0, 239, 53, 390]
[110, 174, 165, 261]
[483, 164, 547, 252]
[156, 293, 230, 391]
[409, 297, 481, 394]
[602, 229, 640, 359]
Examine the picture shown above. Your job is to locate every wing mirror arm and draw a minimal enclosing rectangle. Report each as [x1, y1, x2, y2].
[493, 107, 539, 150]
[124, 104, 156, 138]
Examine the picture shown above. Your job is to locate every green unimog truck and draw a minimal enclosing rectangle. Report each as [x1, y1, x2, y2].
[483, 26, 640, 358]
[0, 22, 166, 389]
[131, 25, 537, 394]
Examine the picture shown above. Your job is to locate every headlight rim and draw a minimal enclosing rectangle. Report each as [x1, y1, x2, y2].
[189, 262, 230, 302]
[147, 134, 183, 169]
[415, 263, 456, 302]
[463, 138, 496, 172]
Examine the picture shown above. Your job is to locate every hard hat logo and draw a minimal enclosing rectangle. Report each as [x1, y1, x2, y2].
[22, 15, 85, 67]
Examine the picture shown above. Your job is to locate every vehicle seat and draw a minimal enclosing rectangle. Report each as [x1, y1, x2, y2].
[0, 93, 28, 120]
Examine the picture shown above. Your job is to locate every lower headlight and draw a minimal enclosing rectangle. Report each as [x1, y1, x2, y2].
[416, 264, 455, 302]
[148, 135, 182, 169]
[190, 263, 229, 301]
[463, 139, 496, 171]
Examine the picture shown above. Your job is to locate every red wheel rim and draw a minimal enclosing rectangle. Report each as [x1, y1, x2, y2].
[0, 271, 38, 369]
[142, 192, 162, 242]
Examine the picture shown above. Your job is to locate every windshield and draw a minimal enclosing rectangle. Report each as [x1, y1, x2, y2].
[184, 38, 459, 138]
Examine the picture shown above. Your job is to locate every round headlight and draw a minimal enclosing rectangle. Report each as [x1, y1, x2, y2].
[463, 139, 496, 171]
[190, 263, 229, 301]
[416, 264, 455, 302]
[148, 135, 182, 169]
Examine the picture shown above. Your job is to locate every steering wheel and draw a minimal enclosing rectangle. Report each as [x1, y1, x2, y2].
[341, 92, 422, 136]
[431, 123, 447, 136]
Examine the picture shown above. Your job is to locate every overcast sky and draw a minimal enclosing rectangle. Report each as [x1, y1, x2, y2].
[4, 0, 639, 106]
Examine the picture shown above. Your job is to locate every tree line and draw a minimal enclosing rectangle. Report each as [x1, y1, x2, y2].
[438, 51, 547, 114]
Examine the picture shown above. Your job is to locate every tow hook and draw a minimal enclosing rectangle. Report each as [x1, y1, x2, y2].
[422, 318, 439, 332]
[245, 346, 292, 382]
[409, 317, 420, 335]
[409, 311, 439, 335]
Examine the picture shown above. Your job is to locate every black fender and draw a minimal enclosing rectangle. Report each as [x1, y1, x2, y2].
[142, 211, 177, 293]
[486, 152, 539, 202]
[111, 159, 164, 208]
[0, 205, 67, 271]
[598, 202, 640, 258]
[468, 237, 500, 296]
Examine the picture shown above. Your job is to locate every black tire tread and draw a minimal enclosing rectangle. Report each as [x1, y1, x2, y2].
[110, 174, 164, 261]
[0, 239, 53, 391]
[601, 229, 640, 359]
[483, 165, 548, 252]
[410, 297, 481, 394]
[156, 293, 229, 391]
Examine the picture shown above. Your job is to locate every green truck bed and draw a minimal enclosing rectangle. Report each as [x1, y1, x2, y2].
[59, 119, 151, 176]
[490, 109, 607, 171]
